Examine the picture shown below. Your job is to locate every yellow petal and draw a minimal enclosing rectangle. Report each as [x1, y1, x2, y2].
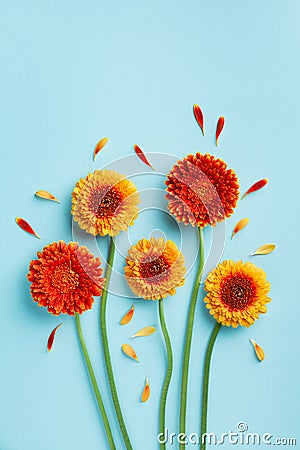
[250, 338, 265, 362]
[141, 376, 150, 403]
[131, 326, 156, 338]
[251, 244, 275, 256]
[93, 137, 109, 160]
[121, 344, 139, 362]
[35, 190, 60, 203]
[120, 304, 134, 326]
[231, 218, 249, 239]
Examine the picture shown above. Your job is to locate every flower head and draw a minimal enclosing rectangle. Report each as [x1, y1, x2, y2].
[165, 153, 239, 227]
[204, 260, 271, 327]
[72, 169, 140, 237]
[27, 241, 104, 315]
[124, 237, 186, 300]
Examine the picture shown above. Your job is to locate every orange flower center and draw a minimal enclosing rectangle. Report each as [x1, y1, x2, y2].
[221, 276, 254, 311]
[90, 187, 122, 218]
[140, 256, 169, 279]
[51, 262, 80, 293]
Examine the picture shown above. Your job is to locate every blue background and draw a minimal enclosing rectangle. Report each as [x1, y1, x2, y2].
[0, 1, 299, 449]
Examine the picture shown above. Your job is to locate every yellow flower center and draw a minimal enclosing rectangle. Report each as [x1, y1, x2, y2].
[221, 276, 254, 311]
[140, 256, 169, 279]
[51, 262, 80, 293]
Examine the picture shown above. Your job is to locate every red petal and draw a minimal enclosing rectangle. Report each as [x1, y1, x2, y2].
[15, 217, 40, 239]
[193, 104, 205, 136]
[47, 323, 63, 352]
[242, 179, 268, 199]
[215, 116, 225, 146]
[133, 144, 155, 169]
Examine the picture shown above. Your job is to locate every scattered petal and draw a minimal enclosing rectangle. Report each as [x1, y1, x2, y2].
[133, 144, 155, 170]
[131, 326, 156, 338]
[251, 244, 275, 256]
[193, 104, 205, 136]
[120, 304, 135, 326]
[35, 190, 60, 203]
[141, 376, 150, 403]
[231, 218, 249, 239]
[93, 137, 109, 161]
[250, 338, 265, 362]
[47, 323, 63, 352]
[242, 179, 268, 200]
[215, 116, 225, 146]
[15, 217, 41, 239]
[121, 344, 139, 362]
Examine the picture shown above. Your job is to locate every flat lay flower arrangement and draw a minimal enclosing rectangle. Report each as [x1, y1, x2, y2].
[17, 105, 275, 450]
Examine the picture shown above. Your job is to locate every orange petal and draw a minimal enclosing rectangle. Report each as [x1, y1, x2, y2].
[141, 376, 150, 403]
[251, 244, 275, 256]
[231, 218, 249, 239]
[35, 190, 60, 203]
[193, 104, 205, 136]
[120, 304, 135, 326]
[250, 338, 265, 362]
[121, 344, 139, 362]
[131, 326, 156, 338]
[242, 179, 268, 200]
[93, 137, 109, 161]
[133, 144, 155, 170]
[15, 217, 41, 239]
[215, 116, 225, 146]
[47, 323, 63, 352]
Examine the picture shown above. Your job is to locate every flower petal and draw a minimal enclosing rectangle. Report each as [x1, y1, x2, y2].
[231, 218, 249, 239]
[242, 179, 268, 200]
[47, 323, 63, 352]
[93, 137, 109, 161]
[15, 217, 41, 239]
[119, 304, 135, 326]
[133, 144, 155, 170]
[131, 326, 156, 338]
[121, 344, 139, 362]
[215, 116, 225, 146]
[141, 376, 150, 403]
[251, 244, 275, 256]
[193, 104, 205, 136]
[35, 190, 60, 203]
[250, 338, 265, 362]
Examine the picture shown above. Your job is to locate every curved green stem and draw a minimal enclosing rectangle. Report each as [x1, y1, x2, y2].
[100, 237, 133, 450]
[75, 313, 116, 450]
[200, 322, 221, 450]
[158, 299, 173, 450]
[179, 227, 204, 450]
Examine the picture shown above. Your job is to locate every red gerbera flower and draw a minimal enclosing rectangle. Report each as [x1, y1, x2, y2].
[27, 241, 104, 315]
[165, 153, 239, 227]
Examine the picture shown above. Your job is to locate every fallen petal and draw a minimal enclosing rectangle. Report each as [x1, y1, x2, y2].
[193, 104, 205, 136]
[121, 344, 139, 362]
[131, 326, 156, 338]
[141, 376, 150, 403]
[133, 144, 155, 170]
[251, 244, 275, 256]
[15, 217, 41, 239]
[242, 179, 268, 200]
[47, 323, 63, 352]
[93, 137, 109, 161]
[120, 304, 135, 326]
[215, 116, 225, 146]
[35, 190, 60, 203]
[231, 218, 249, 239]
[250, 338, 265, 362]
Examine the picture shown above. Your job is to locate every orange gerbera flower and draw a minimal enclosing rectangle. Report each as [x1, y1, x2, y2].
[27, 241, 104, 315]
[204, 260, 271, 327]
[165, 153, 239, 227]
[124, 237, 186, 300]
[72, 169, 140, 237]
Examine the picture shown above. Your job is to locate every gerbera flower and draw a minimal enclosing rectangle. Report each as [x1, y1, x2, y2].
[204, 260, 271, 327]
[165, 152, 239, 227]
[72, 169, 140, 237]
[27, 241, 104, 315]
[125, 237, 186, 300]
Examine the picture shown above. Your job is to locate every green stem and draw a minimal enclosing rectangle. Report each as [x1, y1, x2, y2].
[75, 313, 116, 450]
[179, 227, 204, 450]
[100, 237, 133, 450]
[200, 322, 221, 450]
[158, 299, 173, 450]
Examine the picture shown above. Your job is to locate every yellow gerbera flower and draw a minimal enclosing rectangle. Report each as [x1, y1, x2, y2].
[204, 260, 271, 327]
[71, 169, 140, 237]
[124, 237, 186, 300]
